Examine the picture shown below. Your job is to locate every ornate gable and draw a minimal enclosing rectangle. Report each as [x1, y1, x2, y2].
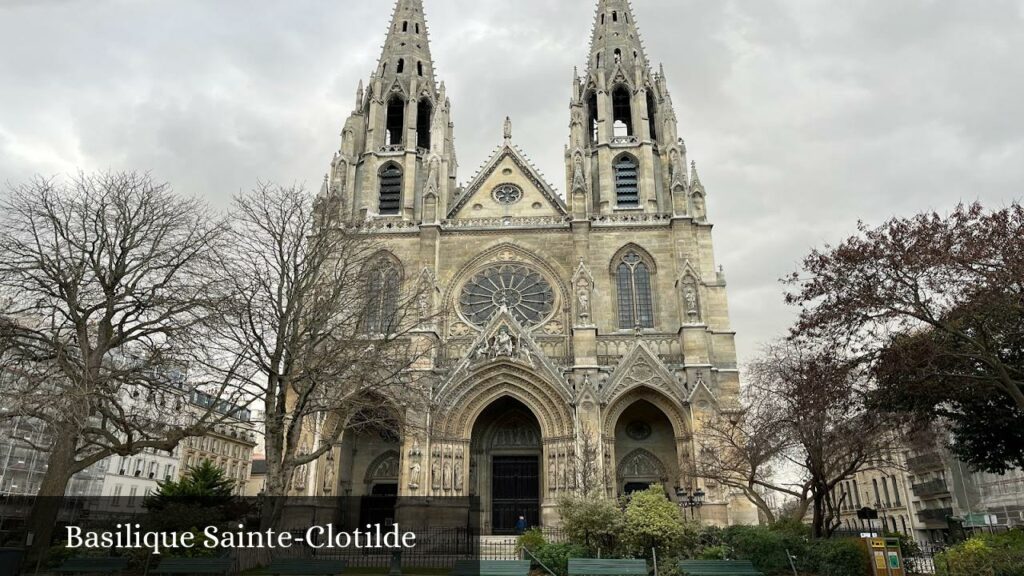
[602, 341, 682, 405]
[439, 305, 572, 401]
[448, 143, 567, 219]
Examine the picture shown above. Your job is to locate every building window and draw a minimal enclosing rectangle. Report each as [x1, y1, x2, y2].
[417, 61, 423, 77]
[615, 250, 654, 329]
[646, 91, 657, 140]
[416, 98, 432, 149]
[892, 476, 902, 506]
[364, 258, 401, 334]
[378, 163, 402, 215]
[385, 97, 405, 146]
[396, 58, 405, 73]
[402, 21, 408, 32]
[586, 91, 599, 144]
[612, 85, 633, 136]
[614, 154, 639, 207]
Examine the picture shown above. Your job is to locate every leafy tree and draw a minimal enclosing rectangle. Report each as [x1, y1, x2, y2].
[785, 202, 1024, 473]
[871, 298, 1024, 472]
[143, 459, 243, 539]
[621, 485, 696, 560]
[146, 459, 236, 506]
[556, 493, 624, 554]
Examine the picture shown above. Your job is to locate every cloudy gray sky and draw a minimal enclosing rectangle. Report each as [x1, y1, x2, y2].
[1, 0, 1022, 364]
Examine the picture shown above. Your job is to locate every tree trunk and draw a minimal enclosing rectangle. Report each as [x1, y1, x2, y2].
[26, 431, 76, 563]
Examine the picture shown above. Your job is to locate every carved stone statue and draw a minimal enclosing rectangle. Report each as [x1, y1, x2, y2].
[431, 455, 441, 490]
[503, 116, 512, 141]
[576, 278, 591, 322]
[322, 454, 335, 494]
[495, 329, 514, 357]
[453, 456, 464, 492]
[692, 194, 706, 220]
[442, 460, 452, 490]
[572, 153, 586, 192]
[409, 461, 421, 490]
[684, 284, 698, 317]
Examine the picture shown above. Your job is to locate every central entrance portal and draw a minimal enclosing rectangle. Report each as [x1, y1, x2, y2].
[491, 455, 540, 533]
[470, 396, 543, 534]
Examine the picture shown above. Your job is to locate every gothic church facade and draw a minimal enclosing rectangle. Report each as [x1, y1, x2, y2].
[313, 0, 757, 532]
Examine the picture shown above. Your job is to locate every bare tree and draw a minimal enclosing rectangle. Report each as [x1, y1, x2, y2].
[694, 387, 811, 524]
[573, 422, 607, 497]
[697, 339, 895, 536]
[748, 339, 896, 537]
[215, 183, 432, 528]
[0, 172, 249, 557]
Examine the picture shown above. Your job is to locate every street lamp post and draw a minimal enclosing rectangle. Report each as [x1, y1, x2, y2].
[674, 486, 706, 520]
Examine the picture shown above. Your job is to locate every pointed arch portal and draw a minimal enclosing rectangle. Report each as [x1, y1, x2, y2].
[470, 396, 542, 534]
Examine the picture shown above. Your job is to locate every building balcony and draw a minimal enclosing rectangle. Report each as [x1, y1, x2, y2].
[610, 135, 640, 146]
[917, 507, 953, 523]
[912, 478, 950, 498]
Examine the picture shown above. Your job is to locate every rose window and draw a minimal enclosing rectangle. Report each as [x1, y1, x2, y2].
[492, 183, 523, 205]
[459, 264, 554, 327]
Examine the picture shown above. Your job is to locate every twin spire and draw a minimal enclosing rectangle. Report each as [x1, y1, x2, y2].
[377, 0, 436, 90]
[374, 0, 651, 93]
[587, 0, 649, 78]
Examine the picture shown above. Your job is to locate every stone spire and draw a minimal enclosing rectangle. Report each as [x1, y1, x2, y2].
[586, 0, 650, 79]
[376, 0, 436, 90]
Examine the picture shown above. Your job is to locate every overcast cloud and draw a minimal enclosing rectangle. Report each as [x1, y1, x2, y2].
[1, 0, 1022, 364]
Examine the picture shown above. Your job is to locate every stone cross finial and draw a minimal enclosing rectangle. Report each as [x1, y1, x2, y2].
[503, 116, 512, 142]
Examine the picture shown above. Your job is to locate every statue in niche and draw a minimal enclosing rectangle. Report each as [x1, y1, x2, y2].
[548, 454, 557, 491]
[408, 461, 421, 490]
[572, 153, 586, 192]
[692, 194, 706, 220]
[431, 454, 441, 490]
[557, 453, 567, 489]
[322, 452, 335, 494]
[669, 148, 684, 187]
[293, 459, 307, 491]
[442, 459, 452, 490]
[683, 282, 699, 319]
[575, 277, 591, 323]
[454, 455, 464, 492]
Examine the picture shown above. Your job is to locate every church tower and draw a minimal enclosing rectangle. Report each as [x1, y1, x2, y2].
[567, 0, 696, 220]
[321, 0, 456, 225]
[308, 0, 756, 532]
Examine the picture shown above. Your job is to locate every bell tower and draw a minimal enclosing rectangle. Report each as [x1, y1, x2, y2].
[319, 0, 456, 225]
[566, 0, 694, 220]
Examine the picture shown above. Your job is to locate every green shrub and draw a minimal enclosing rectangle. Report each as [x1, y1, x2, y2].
[557, 493, 625, 554]
[621, 485, 698, 560]
[722, 525, 798, 575]
[518, 527, 546, 552]
[530, 542, 590, 576]
[936, 530, 1024, 576]
[698, 545, 728, 560]
[805, 538, 869, 576]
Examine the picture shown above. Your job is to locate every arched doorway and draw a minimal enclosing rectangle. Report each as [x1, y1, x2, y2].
[613, 400, 676, 496]
[470, 397, 542, 534]
[336, 407, 402, 528]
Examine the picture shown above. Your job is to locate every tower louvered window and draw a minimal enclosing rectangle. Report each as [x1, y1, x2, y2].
[616, 251, 653, 329]
[614, 155, 639, 207]
[378, 164, 402, 215]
